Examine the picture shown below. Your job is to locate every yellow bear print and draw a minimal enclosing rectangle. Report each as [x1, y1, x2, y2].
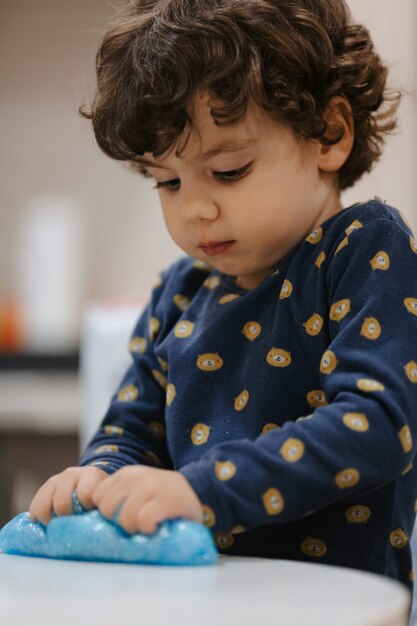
[191, 423, 211, 445]
[335, 468, 360, 489]
[329, 299, 351, 322]
[345, 219, 363, 235]
[279, 279, 293, 299]
[402, 462, 413, 476]
[262, 423, 280, 434]
[306, 226, 323, 244]
[410, 237, 417, 254]
[342, 413, 369, 432]
[303, 313, 323, 336]
[266, 348, 292, 367]
[280, 438, 305, 462]
[234, 389, 249, 411]
[174, 320, 194, 338]
[157, 356, 169, 371]
[152, 369, 167, 389]
[204, 275, 221, 289]
[262, 487, 285, 515]
[193, 259, 212, 271]
[173, 294, 190, 312]
[117, 384, 139, 402]
[215, 533, 234, 549]
[335, 236, 349, 254]
[89, 460, 110, 467]
[242, 321, 261, 341]
[398, 425, 413, 453]
[370, 251, 390, 270]
[315, 251, 326, 268]
[215, 460, 237, 481]
[202, 505, 216, 528]
[345, 505, 371, 524]
[357, 379, 385, 393]
[306, 390, 328, 408]
[148, 317, 160, 341]
[129, 337, 147, 353]
[197, 352, 224, 371]
[360, 317, 381, 340]
[166, 383, 176, 406]
[405, 361, 417, 383]
[300, 537, 327, 558]
[219, 293, 240, 304]
[390, 529, 408, 549]
[231, 525, 246, 535]
[404, 297, 417, 317]
[94, 444, 119, 454]
[104, 425, 124, 436]
[320, 350, 338, 374]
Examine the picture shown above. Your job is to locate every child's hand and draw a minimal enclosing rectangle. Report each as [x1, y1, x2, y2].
[91, 466, 204, 535]
[29, 466, 108, 526]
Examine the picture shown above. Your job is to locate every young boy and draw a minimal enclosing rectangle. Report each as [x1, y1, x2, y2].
[30, 0, 417, 590]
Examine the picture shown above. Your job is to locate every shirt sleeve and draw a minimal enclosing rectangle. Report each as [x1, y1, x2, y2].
[180, 217, 417, 534]
[79, 290, 172, 474]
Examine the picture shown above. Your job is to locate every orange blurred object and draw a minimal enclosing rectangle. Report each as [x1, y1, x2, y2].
[0, 298, 23, 352]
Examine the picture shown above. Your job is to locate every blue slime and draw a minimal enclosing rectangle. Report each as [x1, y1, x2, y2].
[0, 494, 218, 566]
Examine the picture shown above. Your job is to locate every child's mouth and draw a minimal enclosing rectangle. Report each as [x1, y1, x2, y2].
[199, 241, 235, 256]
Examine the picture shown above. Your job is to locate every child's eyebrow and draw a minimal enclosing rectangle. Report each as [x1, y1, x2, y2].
[200, 138, 255, 160]
[138, 138, 255, 169]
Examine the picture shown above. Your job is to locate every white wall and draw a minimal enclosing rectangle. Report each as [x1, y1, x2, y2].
[0, 0, 179, 311]
[343, 0, 417, 231]
[1, 1, 416, 348]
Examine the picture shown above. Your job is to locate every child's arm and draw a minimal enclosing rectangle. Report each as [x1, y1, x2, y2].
[29, 262, 191, 526]
[77, 259, 211, 482]
[28, 301, 169, 525]
[78, 300, 173, 475]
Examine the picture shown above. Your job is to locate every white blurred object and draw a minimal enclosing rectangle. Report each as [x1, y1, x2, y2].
[15, 195, 85, 352]
[79, 302, 144, 451]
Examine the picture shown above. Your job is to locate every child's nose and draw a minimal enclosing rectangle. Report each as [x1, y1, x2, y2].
[181, 193, 220, 224]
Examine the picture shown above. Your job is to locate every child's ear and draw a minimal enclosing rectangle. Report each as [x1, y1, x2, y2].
[317, 97, 354, 173]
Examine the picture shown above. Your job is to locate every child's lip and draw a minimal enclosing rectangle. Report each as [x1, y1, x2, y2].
[199, 240, 235, 256]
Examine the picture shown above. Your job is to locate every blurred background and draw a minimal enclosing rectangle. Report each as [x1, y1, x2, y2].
[0, 0, 416, 524]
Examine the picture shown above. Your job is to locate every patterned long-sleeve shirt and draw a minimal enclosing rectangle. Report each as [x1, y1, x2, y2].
[80, 200, 417, 589]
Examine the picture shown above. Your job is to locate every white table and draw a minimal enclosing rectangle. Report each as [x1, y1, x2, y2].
[0, 554, 410, 626]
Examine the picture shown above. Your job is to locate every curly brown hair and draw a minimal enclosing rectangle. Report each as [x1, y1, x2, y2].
[82, 0, 400, 190]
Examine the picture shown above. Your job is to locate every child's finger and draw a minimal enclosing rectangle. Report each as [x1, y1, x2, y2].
[76, 468, 108, 510]
[29, 476, 59, 524]
[136, 500, 160, 535]
[93, 485, 127, 520]
[51, 474, 78, 517]
[90, 473, 113, 504]
[116, 492, 153, 534]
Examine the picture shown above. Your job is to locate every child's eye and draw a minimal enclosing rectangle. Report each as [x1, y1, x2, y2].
[153, 178, 180, 191]
[152, 163, 252, 191]
[214, 163, 252, 182]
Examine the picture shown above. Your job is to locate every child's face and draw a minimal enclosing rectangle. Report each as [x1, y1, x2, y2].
[142, 92, 341, 290]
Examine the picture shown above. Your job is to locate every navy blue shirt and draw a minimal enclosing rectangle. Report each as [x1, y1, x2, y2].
[80, 200, 417, 588]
